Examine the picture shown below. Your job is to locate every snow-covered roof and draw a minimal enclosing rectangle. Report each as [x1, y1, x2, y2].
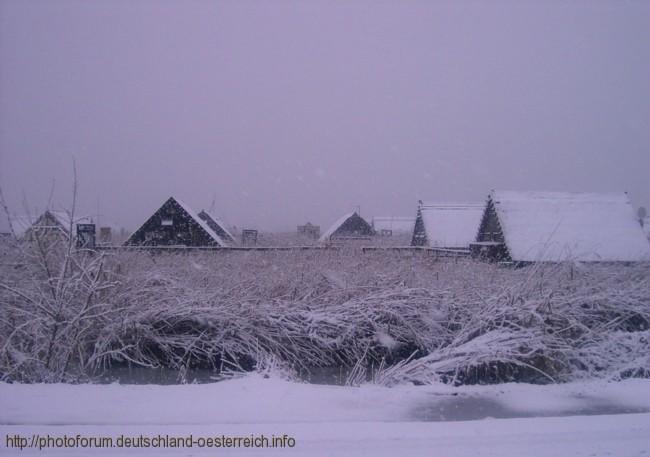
[8, 210, 92, 238]
[49, 211, 93, 231]
[490, 190, 650, 262]
[320, 212, 373, 242]
[418, 203, 484, 249]
[372, 216, 416, 233]
[199, 210, 235, 244]
[5, 215, 33, 237]
[320, 212, 355, 242]
[173, 198, 227, 246]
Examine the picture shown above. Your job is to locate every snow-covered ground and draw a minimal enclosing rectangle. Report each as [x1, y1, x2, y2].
[2, 375, 650, 456]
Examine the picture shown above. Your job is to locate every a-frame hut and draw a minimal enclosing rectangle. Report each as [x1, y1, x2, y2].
[471, 190, 650, 262]
[319, 212, 374, 243]
[411, 203, 484, 249]
[8, 210, 93, 242]
[125, 197, 226, 247]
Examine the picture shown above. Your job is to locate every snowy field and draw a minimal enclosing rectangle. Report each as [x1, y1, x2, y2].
[2, 375, 650, 456]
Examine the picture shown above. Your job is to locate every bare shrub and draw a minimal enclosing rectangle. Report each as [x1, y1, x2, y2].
[0, 184, 122, 382]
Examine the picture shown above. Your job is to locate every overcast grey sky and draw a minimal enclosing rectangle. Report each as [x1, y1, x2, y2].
[1, 0, 649, 231]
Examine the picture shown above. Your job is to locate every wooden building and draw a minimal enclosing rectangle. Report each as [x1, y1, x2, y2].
[471, 190, 650, 263]
[8, 210, 93, 243]
[125, 197, 227, 247]
[411, 203, 484, 250]
[241, 229, 258, 246]
[319, 212, 374, 243]
[297, 222, 321, 240]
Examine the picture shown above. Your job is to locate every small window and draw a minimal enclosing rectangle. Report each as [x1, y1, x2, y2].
[161, 218, 173, 226]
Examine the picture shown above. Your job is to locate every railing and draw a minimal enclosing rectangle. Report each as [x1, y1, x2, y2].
[94, 245, 339, 252]
[362, 246, 470, 256]
[91, 244, 470, 256]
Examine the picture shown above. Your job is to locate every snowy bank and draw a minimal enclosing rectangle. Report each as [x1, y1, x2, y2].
[2, 375, 650, 425]
[2, 376, 650, 456]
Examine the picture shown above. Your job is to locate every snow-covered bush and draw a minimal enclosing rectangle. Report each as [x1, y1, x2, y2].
[374, 261, 650, 385]
[1, 246, 649, 385]
[0, 225, 120, 382]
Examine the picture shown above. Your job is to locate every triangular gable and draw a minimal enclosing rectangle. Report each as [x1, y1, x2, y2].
[8, 215, 46, 238]
[473, 197, 510, 261]
[9, 210, 92, 239]
[125, 197, 225, 247]
[47, 211, 93, 233]
[320, 212, 374, 242]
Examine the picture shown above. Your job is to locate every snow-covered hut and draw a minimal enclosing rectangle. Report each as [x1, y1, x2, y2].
[319, 212, 374, 243]
[371, 216, 416, 236]
[410, 203, 484, 249]
[125, 197, 227, 247]
[471, 190, 650, 263]
[297, 222, 321, 240]
[198, 210, 236, 244]
[7, 210, 93, 241]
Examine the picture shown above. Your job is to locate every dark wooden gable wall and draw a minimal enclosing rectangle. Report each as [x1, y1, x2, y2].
[473, 197, 510, 261]
[331, 213, 374, 238]
[410, 208, 427, 246]
[476, 199, 504, 243]
[23, 210, 69, 243]
[125, 197, 220, 247]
